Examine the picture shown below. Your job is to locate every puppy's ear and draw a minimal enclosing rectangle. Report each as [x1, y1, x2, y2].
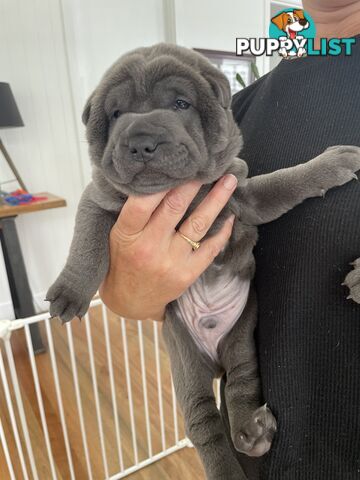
[294, 9, 305, 19]
[82, 92, 95, 126]
[202, 67, 231, 108]
[271, 12, 287, 31]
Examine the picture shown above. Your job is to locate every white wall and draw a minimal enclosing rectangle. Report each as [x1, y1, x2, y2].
[0, 0, 265, 319]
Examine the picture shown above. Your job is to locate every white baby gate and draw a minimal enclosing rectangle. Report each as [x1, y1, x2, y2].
[0, 298, 193, 480]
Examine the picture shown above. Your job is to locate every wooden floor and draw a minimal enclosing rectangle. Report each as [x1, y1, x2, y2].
[0, 304, 204, 479]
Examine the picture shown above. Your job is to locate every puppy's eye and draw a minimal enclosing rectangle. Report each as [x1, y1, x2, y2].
[174, 99, 190, 110]
[112, 110, 121, 119]
[287, 17, 293, 24]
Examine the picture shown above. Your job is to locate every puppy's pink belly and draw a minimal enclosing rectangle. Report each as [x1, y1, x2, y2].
[175, 272, 250, 364]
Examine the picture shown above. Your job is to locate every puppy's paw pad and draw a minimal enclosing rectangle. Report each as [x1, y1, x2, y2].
[233, 404, 277, 457]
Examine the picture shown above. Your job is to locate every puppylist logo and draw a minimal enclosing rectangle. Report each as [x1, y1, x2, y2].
[236, 8, 355, 59]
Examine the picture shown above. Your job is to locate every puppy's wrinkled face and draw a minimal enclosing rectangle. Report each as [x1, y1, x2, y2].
[83, 44, 242, 195]
[103, 76, 207, 194]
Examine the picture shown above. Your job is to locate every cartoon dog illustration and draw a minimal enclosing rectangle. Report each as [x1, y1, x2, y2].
[271, 9, 310, 57]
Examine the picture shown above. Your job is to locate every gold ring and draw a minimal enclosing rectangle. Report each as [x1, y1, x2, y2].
[177, 231, 201, 251]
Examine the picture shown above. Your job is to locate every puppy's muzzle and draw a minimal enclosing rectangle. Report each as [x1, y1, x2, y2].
[299, 18, 308, 26]
[128, 134, 159, 162]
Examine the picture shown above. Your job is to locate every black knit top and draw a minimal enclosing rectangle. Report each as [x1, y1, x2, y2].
[228, 38, 360, 479]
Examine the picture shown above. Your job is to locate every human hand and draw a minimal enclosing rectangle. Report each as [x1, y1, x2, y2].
[99, 174, 237, 321]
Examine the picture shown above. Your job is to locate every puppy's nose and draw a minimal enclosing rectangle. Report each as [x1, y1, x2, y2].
[299, 18, 307, 26]
[128, 135, 158, 161]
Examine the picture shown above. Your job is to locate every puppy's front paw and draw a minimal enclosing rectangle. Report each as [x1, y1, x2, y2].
[46, 275, 92, 323]
[342, 258, 360, 304]
[320, 145, 360, 188]
[233, 404, 277, 457]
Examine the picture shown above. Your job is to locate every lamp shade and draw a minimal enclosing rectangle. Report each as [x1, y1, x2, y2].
[0, 82, 24, 128]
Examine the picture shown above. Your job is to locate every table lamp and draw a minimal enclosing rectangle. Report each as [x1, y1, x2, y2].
[0, 82, 27, 191]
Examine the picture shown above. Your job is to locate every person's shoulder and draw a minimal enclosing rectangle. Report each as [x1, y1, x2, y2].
[231, 73, 270, 126]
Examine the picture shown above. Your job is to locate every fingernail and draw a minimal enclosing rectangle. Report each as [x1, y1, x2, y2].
[227, 214, 235, 224]
[222, 174, 237, 190]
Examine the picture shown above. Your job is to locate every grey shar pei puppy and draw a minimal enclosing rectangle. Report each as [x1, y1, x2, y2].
[47, 43, 360, 480]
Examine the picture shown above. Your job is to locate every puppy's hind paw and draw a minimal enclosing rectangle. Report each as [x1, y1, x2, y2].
[233, 404, 277, 457]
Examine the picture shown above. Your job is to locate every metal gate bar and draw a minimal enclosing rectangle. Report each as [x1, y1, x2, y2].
[0, 409, 16, 479]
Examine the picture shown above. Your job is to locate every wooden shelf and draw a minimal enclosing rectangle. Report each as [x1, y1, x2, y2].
[0, 192, 66, 218]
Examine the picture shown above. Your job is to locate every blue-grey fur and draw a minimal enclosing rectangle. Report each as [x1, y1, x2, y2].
[46, 43, 360, 480]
